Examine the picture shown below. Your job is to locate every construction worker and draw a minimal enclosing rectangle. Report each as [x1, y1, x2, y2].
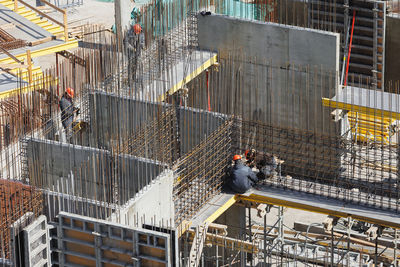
[229, 155, 259, 193]
[59, 88, 79, 142]
[244, 148, 256, 168]
[124, 23, 144, 82]
[125, 23, 144, 56]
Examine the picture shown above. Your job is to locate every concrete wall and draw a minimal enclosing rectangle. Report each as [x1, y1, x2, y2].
[90, 91, 229, 157]
[27, 138, 165, 205]
[27, 138, 112, 202]
[197, 14, 339, 71]
[197, 14, 339, 134]
[196, 14, 341, 179]
[89, 91, 169, 149]
[112, 170, 175, 228]
[179, 107, 228, 155]
[117, 154, 167, 203]
[385, 15, 400, 86]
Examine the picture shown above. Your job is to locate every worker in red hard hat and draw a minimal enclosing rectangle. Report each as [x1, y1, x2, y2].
[59, 87, 79, 142]
[228, 154, 258, 193]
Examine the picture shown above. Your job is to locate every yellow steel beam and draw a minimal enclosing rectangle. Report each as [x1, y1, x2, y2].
[159, 54, 217, 102]
[322, 97, 400, 120]
[236, 194, 400, 229]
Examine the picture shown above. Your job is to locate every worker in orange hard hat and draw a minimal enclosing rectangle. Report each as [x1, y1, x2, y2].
[228, 154, 258, 193]
[133, 23, 142, 34]
[66, 87, 74, 98]
[59, 87, 79, 142]
[124, 23, 145, 80]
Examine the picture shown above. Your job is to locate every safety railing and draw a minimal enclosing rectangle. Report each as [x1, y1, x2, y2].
[13, 0, 68, 41]
[0, 46, 33, 83]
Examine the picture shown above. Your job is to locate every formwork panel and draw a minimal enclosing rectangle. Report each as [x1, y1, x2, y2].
[23, 215, 50, 267]
[53, 212, 171, 267]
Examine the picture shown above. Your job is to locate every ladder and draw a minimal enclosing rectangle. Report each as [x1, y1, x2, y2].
[188, 222, 209, 267]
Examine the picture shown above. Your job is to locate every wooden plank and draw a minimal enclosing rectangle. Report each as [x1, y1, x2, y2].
[28, 36, 55, 46]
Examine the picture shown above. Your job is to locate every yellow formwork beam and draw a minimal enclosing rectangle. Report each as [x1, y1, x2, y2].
[0, 76, 58, 99]
[159, 54, 217, 102]
[204, 195, 236, 224]
[187, 230, 259, 253]
[236, 194, 400, 229]
[322, 97, 400, 120]
[0, 40, 78, 65]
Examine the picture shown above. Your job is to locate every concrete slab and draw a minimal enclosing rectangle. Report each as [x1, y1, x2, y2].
[145, 50, 217, 100]
[190, 192, 236, 227]
[0, 39, 76, 61]
[323, 86, 400, 119]
[0, 72, 26, 93]
[241, 186, 400, 229]
[0, 4, 52, 43]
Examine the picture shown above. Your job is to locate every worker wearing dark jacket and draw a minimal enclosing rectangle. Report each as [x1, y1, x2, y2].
[59, 88, 77, 141]
[229, 155, 259, 193]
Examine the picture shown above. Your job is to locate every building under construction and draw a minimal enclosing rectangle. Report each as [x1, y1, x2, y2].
[2, 0, 400, 266]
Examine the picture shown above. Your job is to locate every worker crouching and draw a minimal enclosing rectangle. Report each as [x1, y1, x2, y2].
[228, 155, 259, 194]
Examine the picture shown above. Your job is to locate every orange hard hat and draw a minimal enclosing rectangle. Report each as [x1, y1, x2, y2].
[233, 155, 242, 161]
[66, 87, 74, 98]
[133, 24, 142, 34]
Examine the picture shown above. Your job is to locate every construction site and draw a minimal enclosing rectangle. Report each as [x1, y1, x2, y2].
[2, 0, 400, 266]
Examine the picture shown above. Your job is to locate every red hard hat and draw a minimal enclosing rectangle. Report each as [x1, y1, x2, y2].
[66, 87, 74, 98]
[244, 150, 250, 158]
[233, 155, 242, 161]
[133, 24, 142, 34]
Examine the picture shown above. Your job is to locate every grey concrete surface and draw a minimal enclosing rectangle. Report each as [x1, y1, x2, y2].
[179, 106, 228, 155]
[145, 50, 217, 98]
[330, 85, 400, 113]
[114, 170, 175, 228]
[0, 72, 27, 93]
[26, 138, 165, 204]
[196, 14, 341, 180]
[117, 153, 167, 203]
[90, 91, 229, 156]
[385, 14, 400, 86]
[89, 91, 170, 149]
[197, 13, 339, 71]
[0, 4, 51, 43]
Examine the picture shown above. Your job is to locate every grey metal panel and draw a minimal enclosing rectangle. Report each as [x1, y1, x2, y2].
[10, 212, 34, 267]
[53, 212, 171, 267]
[23, 215, 50, 267]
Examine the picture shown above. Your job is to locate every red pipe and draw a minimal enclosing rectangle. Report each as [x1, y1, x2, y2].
[206, 70, 211, 111]
[344, 10, 356, 86]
